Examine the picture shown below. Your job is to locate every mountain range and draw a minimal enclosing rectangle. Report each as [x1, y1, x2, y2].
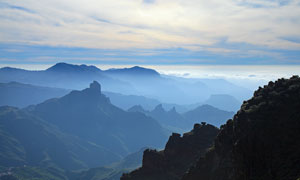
[0, 81, 168, 172]
[0, 62, 251, 105]
[128, 104, 234, 132]
[1, 63, 298, 180]
[0, 81, 241, 113]
[0, 82, 70, 108]
[121, 76, 300, 180]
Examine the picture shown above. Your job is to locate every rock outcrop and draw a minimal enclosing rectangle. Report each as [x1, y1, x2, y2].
[183, 76, 300, 180]
[89, 80, 101, 93]
[121, 123, 219, 180]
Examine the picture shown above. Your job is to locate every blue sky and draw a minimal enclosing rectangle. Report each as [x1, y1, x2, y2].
[0, 0, 300, 65]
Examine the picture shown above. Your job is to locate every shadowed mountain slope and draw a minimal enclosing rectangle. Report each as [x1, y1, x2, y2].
[29, 81, 168, 157]
[0, 82, 70, 108]
[0, 106, 119, 170]
[183, 76, 300, 180]
[121, 123, 219, 180]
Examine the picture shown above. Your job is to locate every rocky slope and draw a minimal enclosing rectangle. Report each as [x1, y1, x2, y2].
[0, 106, 118, 170]
[122, 76, 300, 180]
[183, 76, 300, 180]
[29, 81, 168, 157]
[121, 123, 219, 180]
[0, 81, 168, 172]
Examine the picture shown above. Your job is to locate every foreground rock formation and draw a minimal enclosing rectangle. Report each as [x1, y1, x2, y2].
[183, 76, 300, 180]
[123, 76, 300, 180]
[121, 123, 219, 180]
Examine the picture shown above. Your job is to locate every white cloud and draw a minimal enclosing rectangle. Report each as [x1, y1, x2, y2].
[0, 0, 300, 53]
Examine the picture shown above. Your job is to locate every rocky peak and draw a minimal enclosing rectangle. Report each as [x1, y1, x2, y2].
[128, 105, 147, 113]
[183, 76, 300, 180]
[89, 81, 101, 93]
[121, 123, 219, 180]
[152, 104, 165, 112]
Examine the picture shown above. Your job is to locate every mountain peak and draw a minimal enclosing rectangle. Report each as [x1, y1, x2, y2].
[105, 66, 160, 77]
[46, 62, 101, 73]
[89, 81, 101, 93]
[153, 104, 164, 112]
[128, 105, 147, 113]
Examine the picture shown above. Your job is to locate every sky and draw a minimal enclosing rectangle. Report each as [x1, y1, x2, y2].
[0, 0, 300, 65]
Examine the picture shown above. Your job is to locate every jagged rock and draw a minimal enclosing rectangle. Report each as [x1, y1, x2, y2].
[121, 123, 219, 180]
[182, 76, 300, 180]
[152, 104, 164, 113]
[89, 80, 101, 93]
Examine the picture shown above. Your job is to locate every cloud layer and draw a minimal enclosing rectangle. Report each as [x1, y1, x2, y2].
[0, 0, 300, 64]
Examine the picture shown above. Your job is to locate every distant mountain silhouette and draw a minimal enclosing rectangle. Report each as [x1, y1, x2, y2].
[0, 63, 132, 93]
[0, 82, 70, 108]
[0, 81, 199, 114]
[128, 104, 234, 132]
[0, 106, 119, 170]
[105, 66, 160, 77]
[150, 104, 188, 131]
[0, 62, 252, 104]
[183, 104, 234, 127]
[0, 81, 168, 175]
[28, 81, 168, 157]
[203, 94, 241, 112]
[128, 104, 188, 132]
[121, 123, 219, 180]
[0, 81, 162, 111]
[74, 147, 147, 180]
[128, 105, 149, 114]
[103, 92, 161, 111]
[46, 62, 102, 73]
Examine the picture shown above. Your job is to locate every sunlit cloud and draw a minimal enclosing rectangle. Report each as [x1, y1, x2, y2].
[0, 0, 300, 64]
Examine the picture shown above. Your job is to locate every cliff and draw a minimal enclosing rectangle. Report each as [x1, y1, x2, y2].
[183, 76, 300, 180]
[121, 123, 219, 180]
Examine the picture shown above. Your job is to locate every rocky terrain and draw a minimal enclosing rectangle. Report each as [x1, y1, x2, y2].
[121, 123, 219, 180]
[183, 76, 300, 180]
[123, 76, 300, 180]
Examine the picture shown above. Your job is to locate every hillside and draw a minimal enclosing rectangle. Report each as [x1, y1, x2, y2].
[183, 76, 300, 180]
[0, 81, 168, 180]
[121, 123, 219, 180]
[28, 81, 168, 157]
[0, 82, 70, 108]
[0, 148, 146, 180]
[0, 106, 119, 170]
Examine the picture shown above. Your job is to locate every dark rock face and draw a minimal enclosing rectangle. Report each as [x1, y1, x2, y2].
[183, 76, 300, 180]
[89, 80, 101, 92]
[121, 123, 219, 180]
